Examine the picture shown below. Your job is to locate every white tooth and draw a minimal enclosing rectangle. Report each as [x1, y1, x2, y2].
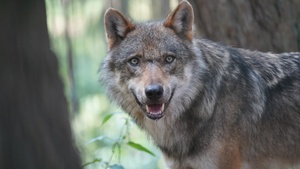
[146, 105, 149, 112]
[161, 104, 165, 112]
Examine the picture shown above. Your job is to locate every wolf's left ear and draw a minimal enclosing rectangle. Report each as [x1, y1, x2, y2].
[104, 8, 135, 49]
[163, 0, 194, 41]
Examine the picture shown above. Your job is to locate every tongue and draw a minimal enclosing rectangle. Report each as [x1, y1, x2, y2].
[146, 104, 164, 114]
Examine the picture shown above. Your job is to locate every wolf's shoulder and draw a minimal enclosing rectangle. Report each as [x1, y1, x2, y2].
[237, 49, 300, 86]
[194, 39, 300, 86]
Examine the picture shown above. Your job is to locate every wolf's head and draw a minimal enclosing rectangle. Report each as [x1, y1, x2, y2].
[101, 1, 206, 123]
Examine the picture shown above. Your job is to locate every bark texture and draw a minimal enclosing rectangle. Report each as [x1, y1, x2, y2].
[0, 0, 82, 168]
[188, 0, 300, 52]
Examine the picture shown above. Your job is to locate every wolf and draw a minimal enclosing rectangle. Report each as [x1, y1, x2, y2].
[100, 1, 300, 169]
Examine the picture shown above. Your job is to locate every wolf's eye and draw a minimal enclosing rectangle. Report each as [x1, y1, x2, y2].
[128, 57, 139, 66]
[165, 55, 175, 64]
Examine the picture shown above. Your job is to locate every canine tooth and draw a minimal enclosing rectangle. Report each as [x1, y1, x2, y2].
[162, 104, 165, 111]
[146, 105, 149, 112]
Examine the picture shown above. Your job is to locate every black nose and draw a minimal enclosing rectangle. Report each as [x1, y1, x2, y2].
[145, 84, 163, 100]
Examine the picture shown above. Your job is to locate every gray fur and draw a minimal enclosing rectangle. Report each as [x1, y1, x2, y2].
[101, 1, 300, 169]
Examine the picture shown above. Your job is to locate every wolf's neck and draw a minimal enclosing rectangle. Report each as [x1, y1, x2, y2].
[142, 73, 221, 158]
[143, 101, 216, 159]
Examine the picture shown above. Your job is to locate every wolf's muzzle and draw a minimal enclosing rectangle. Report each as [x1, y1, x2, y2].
[130, 85, 175, 121]
[145, 84, 163, 101]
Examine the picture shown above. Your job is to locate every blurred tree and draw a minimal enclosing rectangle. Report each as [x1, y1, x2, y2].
[109, 0, 129, 16]
[62, 0, 79, 115]
[151, 0, 170, 19]
[188, 0, 300, 52]
[0, 0, 82, 168]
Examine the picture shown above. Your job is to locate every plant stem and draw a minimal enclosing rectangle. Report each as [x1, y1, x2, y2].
[105, 118, 130, 168]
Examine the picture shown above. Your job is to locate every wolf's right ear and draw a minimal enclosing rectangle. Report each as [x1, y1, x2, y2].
[163, 0, 194, 41]
[104, 8, 135, 49]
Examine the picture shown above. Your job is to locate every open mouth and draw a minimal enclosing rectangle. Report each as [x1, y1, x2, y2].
[130, 88, 175, 121]
[145, 103, 165, 120]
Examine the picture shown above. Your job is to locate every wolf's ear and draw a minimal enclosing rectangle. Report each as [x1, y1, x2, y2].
[104, 8, 135, 49]
[163, 0, 194, 41]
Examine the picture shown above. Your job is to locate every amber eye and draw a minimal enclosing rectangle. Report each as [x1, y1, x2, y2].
[128, 57, 139, 66]
[165, 55, 175, 63]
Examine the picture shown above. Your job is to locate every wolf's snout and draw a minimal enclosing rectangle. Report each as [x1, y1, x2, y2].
[145, 84, 163, 100]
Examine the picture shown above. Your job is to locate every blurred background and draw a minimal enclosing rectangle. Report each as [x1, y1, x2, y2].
[44, 0, 300, 168]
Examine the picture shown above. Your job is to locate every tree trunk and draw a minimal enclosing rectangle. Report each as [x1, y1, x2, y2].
[62, 0, 79, 115]
[151, 0, 170, 19]
[109, 0, 129, 16]
[0, 0, 82, 168]
[188, 0, 300, 52]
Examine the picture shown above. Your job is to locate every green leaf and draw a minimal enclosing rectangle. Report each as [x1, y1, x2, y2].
[101, 113, 115, 126]
[82, 158, 102, 168]
[127, 141, 155, 156]
[85, 135, 110, 145]
[109, 164, 125, 169]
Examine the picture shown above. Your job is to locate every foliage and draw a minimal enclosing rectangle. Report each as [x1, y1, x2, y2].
[83, 114, 156, 169]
